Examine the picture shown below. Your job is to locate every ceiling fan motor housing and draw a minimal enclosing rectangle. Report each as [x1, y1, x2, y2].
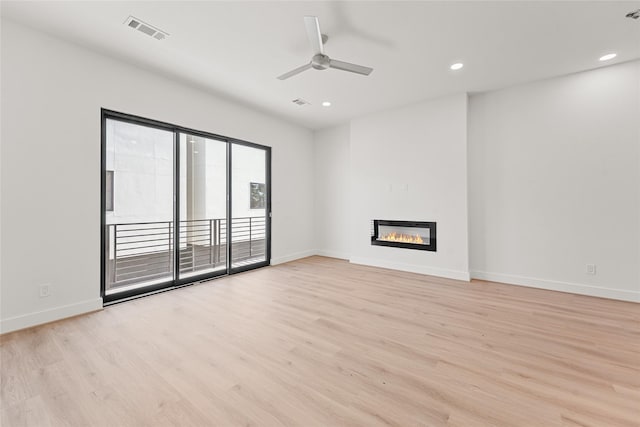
[312, 54, 331, 70]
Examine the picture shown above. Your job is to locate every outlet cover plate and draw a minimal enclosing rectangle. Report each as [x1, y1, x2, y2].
[39, 284, 51, 298]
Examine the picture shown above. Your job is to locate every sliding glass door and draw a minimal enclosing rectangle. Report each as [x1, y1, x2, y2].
[103, 118, 176, 297]
[178, 133, 228, 280]
[101, 110, 271, 303]
[231, 144, 270, 271]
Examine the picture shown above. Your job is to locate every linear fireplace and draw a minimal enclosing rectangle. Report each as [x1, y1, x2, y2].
[371, 220, 436, 251]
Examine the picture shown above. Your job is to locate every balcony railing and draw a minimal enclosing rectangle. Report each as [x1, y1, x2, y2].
[105, 216, 266, 292]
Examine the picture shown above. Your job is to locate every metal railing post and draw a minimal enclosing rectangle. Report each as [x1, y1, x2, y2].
[209, 219, 214, 267]
[218, 220, 222, 263]
[191, 222, 195, 272]
[168, 221, 173, 274]
[112, 225, 117, 286]
[249, 217, 252, 257]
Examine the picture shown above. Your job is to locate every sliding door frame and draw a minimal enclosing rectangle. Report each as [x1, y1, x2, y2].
[229, 140, 272, 275]
[100, 109, 272, 304]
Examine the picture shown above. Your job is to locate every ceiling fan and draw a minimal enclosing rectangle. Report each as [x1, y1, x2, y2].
[277, 16, 374, 80]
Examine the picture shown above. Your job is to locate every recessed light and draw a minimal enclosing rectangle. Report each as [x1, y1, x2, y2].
[189, 139, 195, 144]
[450, 63, 464, 71]
[194, 151, 199, 154]
[599, 53, 617, 62]
[322, 101, 331, 107]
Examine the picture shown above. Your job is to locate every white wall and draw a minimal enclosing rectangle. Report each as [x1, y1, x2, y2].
[469, 61, 640, 301]
[0, 19, 315, 333]
[314, 124, 351, 259]
[349, 94, 470, 280]
[3, 20, 637, 335]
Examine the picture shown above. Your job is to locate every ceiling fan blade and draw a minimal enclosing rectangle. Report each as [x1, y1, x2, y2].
[304, 16, 324, 55]
[277, 63, 312, 80]
[328, 59, 373, 76]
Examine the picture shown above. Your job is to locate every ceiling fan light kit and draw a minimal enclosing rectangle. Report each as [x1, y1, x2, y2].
[277, 16, 373, 80]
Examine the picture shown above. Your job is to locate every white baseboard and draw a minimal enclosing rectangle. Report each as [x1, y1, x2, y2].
[349, 256, 471, 281]
[315, 250, 349, 260]
[271, 249, 317, 265]
[471, 271, 639, 303]
[0, 298, 103, 334]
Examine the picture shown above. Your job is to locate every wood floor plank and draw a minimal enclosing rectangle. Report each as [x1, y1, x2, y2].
[1, 256, 638, 426]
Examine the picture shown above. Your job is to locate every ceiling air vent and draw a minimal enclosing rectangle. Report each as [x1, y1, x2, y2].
[292, 98, 310, 106]
[124, 16, 169, 40]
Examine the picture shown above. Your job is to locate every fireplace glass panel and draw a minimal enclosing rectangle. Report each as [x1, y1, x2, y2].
[377, 225, 430, 245]
[371, 220, 436, 251]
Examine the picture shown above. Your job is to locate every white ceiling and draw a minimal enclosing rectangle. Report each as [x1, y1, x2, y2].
[2, 1, 639, 130]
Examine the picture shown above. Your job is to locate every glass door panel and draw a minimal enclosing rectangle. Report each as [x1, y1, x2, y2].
[231, 144, 269, 270]
[104, 119, 175, 295]
[178, 133, 228, 279]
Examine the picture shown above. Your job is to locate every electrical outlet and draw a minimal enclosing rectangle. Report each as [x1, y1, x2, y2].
[586, 264, 596, 275]
[39, 284, 51, 298]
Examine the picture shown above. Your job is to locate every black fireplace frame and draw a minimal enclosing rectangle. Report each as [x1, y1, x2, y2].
[371, 220, 437, 252]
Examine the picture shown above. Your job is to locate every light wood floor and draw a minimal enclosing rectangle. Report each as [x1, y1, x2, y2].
[1, 256, 639, 426]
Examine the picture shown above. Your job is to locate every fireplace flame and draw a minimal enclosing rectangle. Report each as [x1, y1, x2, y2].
[380, 232, 424, 244]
